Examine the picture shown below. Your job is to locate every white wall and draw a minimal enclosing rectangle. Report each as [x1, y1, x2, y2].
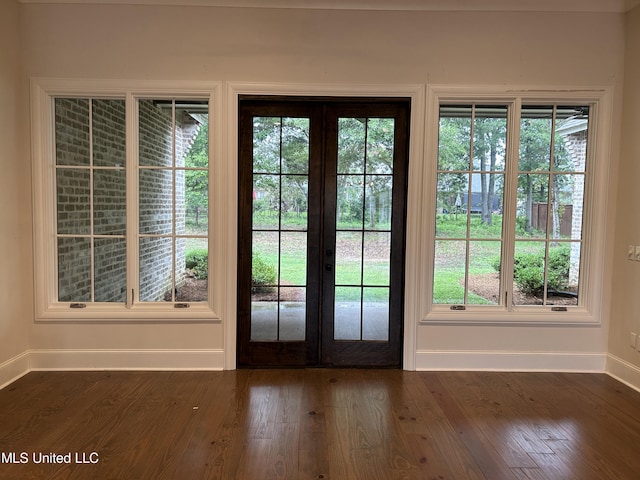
[0, 0, 31, 387]
[607, 4, 640, 387]
[15, 3, 627, 372]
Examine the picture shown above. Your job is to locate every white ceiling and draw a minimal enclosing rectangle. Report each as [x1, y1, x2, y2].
[18, 0, 640, 13]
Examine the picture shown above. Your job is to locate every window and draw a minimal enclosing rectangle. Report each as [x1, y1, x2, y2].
[32, 80, 217, 320]
[427, 88, 611, 323]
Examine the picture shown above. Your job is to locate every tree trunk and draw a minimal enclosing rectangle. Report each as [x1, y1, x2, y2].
[525, 175, 533, 233]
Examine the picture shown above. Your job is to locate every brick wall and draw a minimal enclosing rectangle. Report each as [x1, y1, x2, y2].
[561, 131, 587, 286]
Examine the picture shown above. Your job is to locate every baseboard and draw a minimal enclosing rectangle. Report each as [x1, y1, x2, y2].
[0, 351, 31, 390]
[415, 350, 607, 372]
[606, 354, 640, 393]
[28, 348, 225, 371]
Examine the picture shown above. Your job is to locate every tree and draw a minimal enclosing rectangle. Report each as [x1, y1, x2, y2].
[185, 122, 208, 227]
[473, 116, 506, 226]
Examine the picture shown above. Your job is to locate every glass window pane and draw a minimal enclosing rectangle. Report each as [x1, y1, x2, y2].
[334, 286, 361, 340]
[55, 98, 90, 167]
[139, 237, 173, 302]
[335, 231, 362, 286]
[468, 173, 503, 239]
[513, 241, 545, 306]
[472, 106, 507, 171]
[253, 174, 280, 230]
[467, 241, 501, 305]
[281, 175, 308, 231]
[363, 287, 389, 341]
[281, 117, 309, 174]
[338, 118, 366, 174]
[567, 241, 581, 302]
[180, 242, 208, 302]
[139, 99, 173, 167]
[363, 232, 390, 286]
[438, 106, 471, 171]
[520, 108, 552, 172]
[184, 119, 209, 232]
[139, 169, 173, 235]
[516, 173, 550, 239]
[94, 169, 126, 236]
[365, 175, 392, 231]
[433, 240, 466, 304]
[57, 168, 91, 235]
[57, 237, 91, 302]
[556, 106, 589, 174]
[366, 118, 394, 175]
[550, 174, 578, 240]
[436, 173, 469, 238]
[253, 117, 281, 174]
[94, 238, 127, 303]
[337, 175, 364, 230]
[92, 99, 126, 167]
[185, 169, 209, 231]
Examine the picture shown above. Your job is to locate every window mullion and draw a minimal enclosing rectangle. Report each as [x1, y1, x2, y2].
[501, 99, 521, 311]
[126, 93, 139, 308]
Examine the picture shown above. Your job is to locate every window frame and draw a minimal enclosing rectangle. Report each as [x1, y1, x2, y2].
[31, 78, 222, 321]
[422, 85, 613, 326]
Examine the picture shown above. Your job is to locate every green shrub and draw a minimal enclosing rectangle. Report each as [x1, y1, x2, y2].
[186, 249, 208, 280]
[492, 245, 570, 296]
[252, 252, 277, 293]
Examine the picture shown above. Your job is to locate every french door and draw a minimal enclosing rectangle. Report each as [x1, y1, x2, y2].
[237, 97, 409, 367]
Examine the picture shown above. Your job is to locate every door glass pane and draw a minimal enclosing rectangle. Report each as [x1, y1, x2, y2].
[253, 175, 280, 230]
[338, 118, 366, 174]
[334, 286, 361, 340]
[365, 174, 392, 231]
[251, 116, 309, 342]
[337, 175, 364, 229]
[334, 117, 395, 343]
[363, 287, 389, 341]
[363, 232, 390, 285]
[281, 175, 308, 230]
[366, 118, 394, 175]
[335, 231, 362, 285]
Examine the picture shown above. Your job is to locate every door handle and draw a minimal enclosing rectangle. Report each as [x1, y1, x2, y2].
[325, 264, 333, 272]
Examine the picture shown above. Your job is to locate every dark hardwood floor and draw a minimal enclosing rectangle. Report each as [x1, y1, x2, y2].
[1, 369, 640, 479]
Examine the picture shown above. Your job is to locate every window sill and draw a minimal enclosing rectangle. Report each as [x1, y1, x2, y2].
[421, 306, 600, 327]
[36, 303, 221, 323]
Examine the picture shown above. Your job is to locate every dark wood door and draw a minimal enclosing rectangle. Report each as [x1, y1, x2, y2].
[237, 97, 409, 367]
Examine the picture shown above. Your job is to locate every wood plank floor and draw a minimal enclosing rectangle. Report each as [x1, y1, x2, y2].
[1, 370, 640, 479]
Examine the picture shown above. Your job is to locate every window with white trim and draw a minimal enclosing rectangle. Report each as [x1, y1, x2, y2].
[428, 89, 609, 320]
[33, 81, 215, 320]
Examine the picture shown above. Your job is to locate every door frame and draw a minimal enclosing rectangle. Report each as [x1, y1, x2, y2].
[223, 82, 426, 370]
